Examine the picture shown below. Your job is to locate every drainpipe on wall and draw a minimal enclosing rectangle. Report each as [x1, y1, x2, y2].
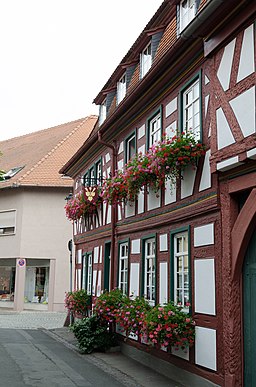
[98, 131, 117, 291]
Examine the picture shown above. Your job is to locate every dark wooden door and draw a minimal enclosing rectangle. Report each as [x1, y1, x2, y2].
[243, 229, 256, 386]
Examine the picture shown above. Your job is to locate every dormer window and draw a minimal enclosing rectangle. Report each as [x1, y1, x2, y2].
[117, 73, 126, 105]
[180, 0, 196, 32]
[99, 99, 107, 126]
[2, 166, 24, 180]
[140, 42, 152, 78]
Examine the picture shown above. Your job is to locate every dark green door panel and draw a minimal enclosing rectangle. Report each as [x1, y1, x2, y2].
[243, 229, 256, 386]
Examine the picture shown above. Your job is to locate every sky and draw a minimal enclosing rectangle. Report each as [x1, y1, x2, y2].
[0, 0, 163, 141]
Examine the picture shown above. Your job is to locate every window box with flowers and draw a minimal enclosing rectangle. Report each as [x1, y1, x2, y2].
[100, 131, 206, 205]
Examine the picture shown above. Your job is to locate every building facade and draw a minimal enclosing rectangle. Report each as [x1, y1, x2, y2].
[61, 1, 255, 386]
[0, 116, 97, 312]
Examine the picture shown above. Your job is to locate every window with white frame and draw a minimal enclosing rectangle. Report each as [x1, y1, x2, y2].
[182, 78, 200, 141]
[173, 231, 190, 311]
[126, 133, 136, 162]
[180, 0, 196, 32]
[82, 253, 92, 295]
[141, 42, 152, 78]
[148, 112, 161, 147]
[118, 242, 128, 295]
[99, 99, 106, 126]
[117, 73, 126, 105]
[0, 210, 16, 235]
[144, 238, 156, 306]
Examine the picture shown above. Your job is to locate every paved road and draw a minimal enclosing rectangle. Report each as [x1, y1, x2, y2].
[0, 328, 136, 387]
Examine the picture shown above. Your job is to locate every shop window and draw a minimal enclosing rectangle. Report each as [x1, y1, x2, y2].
[0, 266, 15, 302]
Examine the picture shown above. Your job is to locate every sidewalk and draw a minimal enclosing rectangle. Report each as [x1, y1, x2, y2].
[47, 326, 184, 387]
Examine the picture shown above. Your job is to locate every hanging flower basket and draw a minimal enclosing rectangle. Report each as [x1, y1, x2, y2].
[65, 187, 102, 221]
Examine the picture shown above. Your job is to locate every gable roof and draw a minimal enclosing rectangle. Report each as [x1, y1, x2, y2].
[0, 116, 97, 189]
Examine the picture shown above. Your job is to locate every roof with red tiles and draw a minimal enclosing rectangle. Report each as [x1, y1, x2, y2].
[0, 116, 97, 189]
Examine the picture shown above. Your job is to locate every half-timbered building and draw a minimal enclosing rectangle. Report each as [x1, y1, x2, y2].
[60, 1, 256, 386]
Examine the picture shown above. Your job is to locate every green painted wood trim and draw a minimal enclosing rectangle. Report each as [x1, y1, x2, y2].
[117, 238, 130, 292]
[140, 234, 157, 303]
[170, 226, 192, 313]
[103, 241, 111, 291]
[124, 131, 137, 164]
[179, 70, 203, 142]
[146, 105, 163, 150]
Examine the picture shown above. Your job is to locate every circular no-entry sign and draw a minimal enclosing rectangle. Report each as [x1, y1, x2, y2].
[18, 259, 26, 267]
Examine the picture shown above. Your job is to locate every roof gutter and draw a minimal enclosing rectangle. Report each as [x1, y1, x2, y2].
[180, 0, 224, 39]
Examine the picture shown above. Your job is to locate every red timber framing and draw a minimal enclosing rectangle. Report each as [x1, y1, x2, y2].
[60, 1, 256, 386]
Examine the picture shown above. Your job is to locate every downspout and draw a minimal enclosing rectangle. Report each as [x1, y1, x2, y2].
[98, 130, 117, 291]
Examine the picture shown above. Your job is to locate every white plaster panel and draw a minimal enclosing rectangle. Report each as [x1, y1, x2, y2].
[138, 124, 145, 139]
[216, 107, 235, 149]
[237, 24, 255, 83]
[205, 94, 209, 117]
[217, 38, 236, 91]
[118, 141, 124, 154]
[195, 327, 217, 371]
[164, 179, 176, 205]
[165, 121, 177, 139]
[217, 156, 243, 172]
[130, 263, 140, 298]
[230, 86, 255, 137]
[180, 165, 196, 199]
[194, 259, 216, 315]
[105, 153, 111, 163]
[208, 123, 211, 138]
[204, 75, 210, 85]
[96, 270, 101, 296]
[159, 262, 168, 305]
[159, 234, 168, 252]
[138, 144, 145, 156]
[77, 249, 82, 264]
[165, 97, 177, 118]
[171, 346, 189, 360]
[247, 147, 256, 160]
[194, 223, 214, 247]
[106, 203, 111, 224]
[77, 269, 81, 290]
[147, 188, 161, 210]
[138, 189, 145, 214]
[99, 246, 102, 264]
[118, 159, 124, 171]
[199, 150, 211, 191]
[92, 270, 97, 296]
[93, 246, 99, 264]
[131, 239, 140, 254]
[125, 201, 135, 217]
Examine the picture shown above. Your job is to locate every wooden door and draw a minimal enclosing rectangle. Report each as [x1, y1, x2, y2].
[243, 229, 256, 386]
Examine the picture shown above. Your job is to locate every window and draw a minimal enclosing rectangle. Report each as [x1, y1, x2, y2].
[180, 0, 196, 32]
[118, 242, 128, 294]
[83, 159, 102, 187]
[172, 231, 190, 311]
[143, 238, 156, 306]
[182, 78, 201, 141]
[148, 112, 161, 148]
[99, 99, 106, 126]
[141, 42, 152, 78]
[125, 133, 136, 162]
[117, 73, 126, 104]
[0, 210, 16, 235]
[82, 253, 92, 295]
[95, 160, 102, 186]
[3, 166, 24, 180]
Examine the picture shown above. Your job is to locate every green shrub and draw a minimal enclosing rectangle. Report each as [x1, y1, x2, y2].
[64, 289, 91, 318]
[71, 315, 117, 354]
